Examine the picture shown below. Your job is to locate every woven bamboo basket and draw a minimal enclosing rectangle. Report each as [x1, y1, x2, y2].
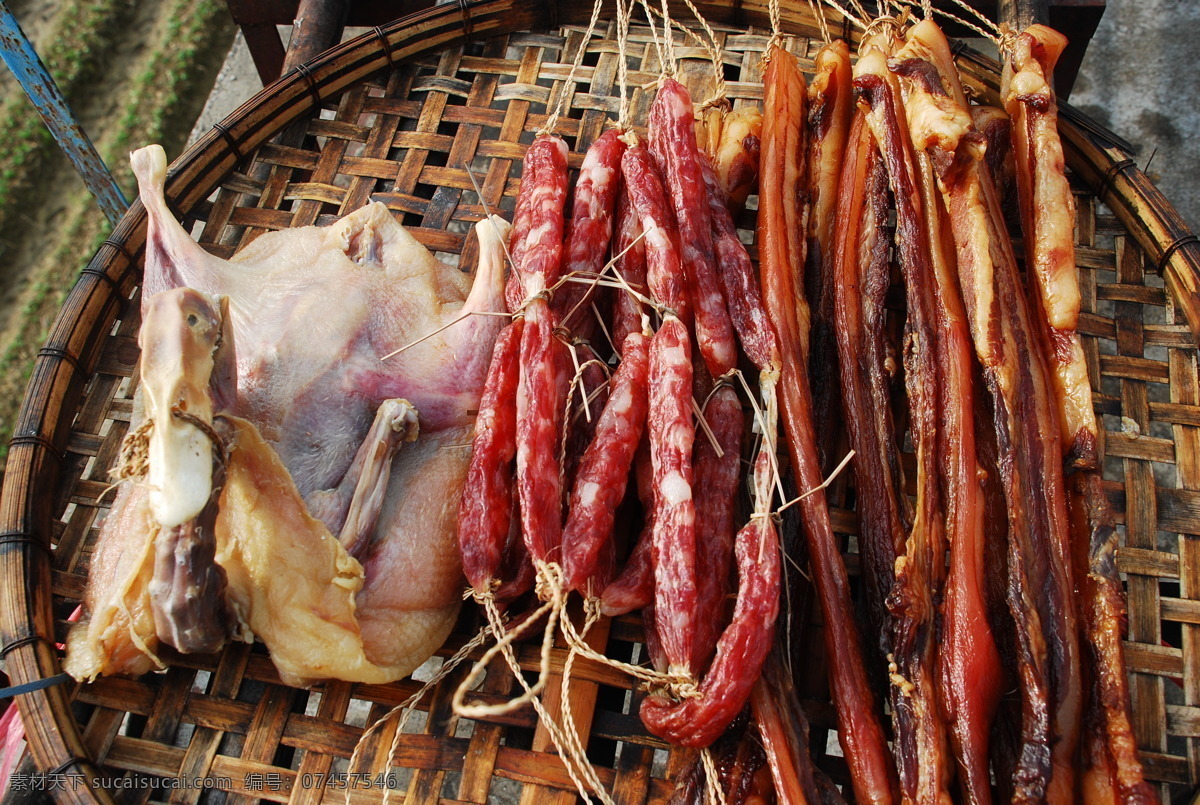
[4, 1, 1200, 802]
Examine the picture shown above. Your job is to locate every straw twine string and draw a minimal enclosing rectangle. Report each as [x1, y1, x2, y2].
[539, 0, 605, 136]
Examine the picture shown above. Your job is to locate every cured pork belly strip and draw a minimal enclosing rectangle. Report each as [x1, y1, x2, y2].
[1003, 26, 1095, 469]
[759, 43, 895, 805]
[701, 105, 762, 214]
[890, 20, 1006, 804]
[1004, 25, 1156, 803]
[855, 45, 953, 805]
[1070, 472, 1158, 804]
[832, 111, 906, 659]
[893, 22, 1080, 799]
[804, 40, 853, 474]
[971, 106, 1014, 206]
[750, 650, 846, 805]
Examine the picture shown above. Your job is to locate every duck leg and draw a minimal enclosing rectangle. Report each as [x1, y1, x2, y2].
[306, 398, 420, 559]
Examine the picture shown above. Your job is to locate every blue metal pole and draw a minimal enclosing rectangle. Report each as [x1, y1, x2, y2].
[0, 1, 128, 226]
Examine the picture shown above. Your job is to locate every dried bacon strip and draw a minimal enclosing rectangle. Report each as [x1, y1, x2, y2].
[759, 43, 895, 805]
[513, 136, 570, 563]
[944, 135, 1078, 805]
[750, 649, 842, 805]
[649, 78, 738, 377]
[832, 111, 907, 656]
[890, 21, 1007, 805]
[705, 106, 762, 214]
[1004, 26, 1096, 470]
[889, 23, 1016, 803]
[856, 48, 953, 805]
[758, 47, 810, 363]
[668, 714, 775, 805]
[805, 40, 853, 473]
[561, 330, 650, 592]
[971, 106, 1014, 203]
[1071, 473, 1158, 804]
[904, 42, 1082, 803]
[1005, 25, 1154, 802]
[459, 320, 524, 592]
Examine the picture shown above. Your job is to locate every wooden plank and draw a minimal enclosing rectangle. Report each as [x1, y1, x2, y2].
[455, 653, 515, 803]
[105, 736, 185, 778]
[519, 608, 613, 805]
[1170, 343, 1200, 783]
[287, 682, 354, 805]
[226, 684, 298, 805]
[170, 643, 253, 805]
[402, 661, 472, 805]
[1124, 640, 1183, 677]
[1117, 547, 1180, 580]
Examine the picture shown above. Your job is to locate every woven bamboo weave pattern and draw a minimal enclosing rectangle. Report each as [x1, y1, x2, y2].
[3, 3, 1200, 804]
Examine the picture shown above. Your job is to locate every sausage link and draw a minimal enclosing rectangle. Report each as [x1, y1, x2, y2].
[514, 136, 570, 564]
[649, 315, 698, 674]
[554, 129, 626, 331]
[640, 516, 780, 747]
[459, 320, 524, 592]
[561, 330, 651, 591]
[690, 384, 743, 671]
[649, 78, 737, 376]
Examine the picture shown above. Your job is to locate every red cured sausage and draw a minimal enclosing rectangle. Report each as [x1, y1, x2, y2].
[554, 129, 626, 331]
[700, 159, 779, 372]
[649, 78, 737, 377]
[621, 143, 688, 319]
[612, 187, 648, 348]
[513, 136, 570, 564]
[648, 315, 698, 675]
[690, 384, 742, 672]
[459, 320, 524, 592]
[640, 516, 780, 747]
[561, 330, 650, 591]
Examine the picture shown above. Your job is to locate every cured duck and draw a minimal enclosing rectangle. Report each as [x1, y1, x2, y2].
[66, 145, 509, 687]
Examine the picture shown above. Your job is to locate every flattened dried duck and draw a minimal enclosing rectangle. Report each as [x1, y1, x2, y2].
[66, 145, 509, 687]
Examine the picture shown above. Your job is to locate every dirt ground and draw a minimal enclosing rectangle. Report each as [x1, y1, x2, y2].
[0, 0, 236, 467]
